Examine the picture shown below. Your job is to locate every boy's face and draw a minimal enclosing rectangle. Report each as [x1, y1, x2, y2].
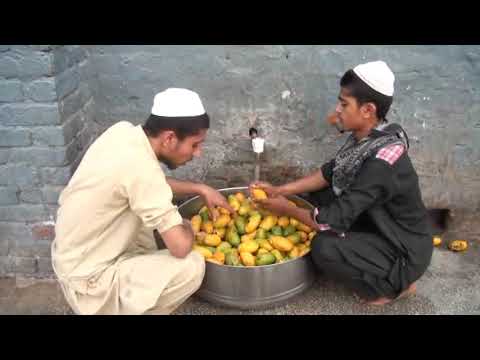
[335, 87, 373, 132]
[158, 129, 207, 170]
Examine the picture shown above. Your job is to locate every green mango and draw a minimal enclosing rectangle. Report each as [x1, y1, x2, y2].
[226, 227, 241, 247]
[199, 209, 210, 223]
[255, 253, 276, 266]
[238, 203, 251, 216]
[205, 246, 217, 254]
[225, 252, 241, 266]
[286, 233, 301, 245]
[249, 210, 261, 218]
[283, 225, 297, 237]
[217, 241, 232, 253]
[255, 228, 268, 240]
[271, 226, 283, 236]
[271, 249, 284, 263]
[225, 248, 239, 257]
[234, 216, 247, 235]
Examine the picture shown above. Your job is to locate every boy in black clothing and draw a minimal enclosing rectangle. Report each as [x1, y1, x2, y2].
[250, 61, 433, 306]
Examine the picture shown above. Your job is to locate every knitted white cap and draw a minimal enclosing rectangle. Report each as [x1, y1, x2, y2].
[151, 88, 206, 117]
[353, 61, 395, 96]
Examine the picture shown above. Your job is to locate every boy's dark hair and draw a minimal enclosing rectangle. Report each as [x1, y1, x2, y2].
[143, 113, 210, 140]
[340, 69, 393, 122]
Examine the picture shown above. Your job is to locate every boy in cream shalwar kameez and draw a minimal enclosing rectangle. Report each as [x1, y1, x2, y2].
[52, 89, 233, 315]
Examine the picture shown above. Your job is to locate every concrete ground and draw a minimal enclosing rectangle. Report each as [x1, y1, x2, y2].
[1, 242, 479, 315]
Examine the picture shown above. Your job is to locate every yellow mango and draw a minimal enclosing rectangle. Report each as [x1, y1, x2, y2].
[215, 227, 227, 239]
[308, 231, 317, 241]
[240, 252, 256, 266]
[296, 222, 312, 233]
[305, 240, 311, 247]
[270, 249, 284, 263]
[218, 207, 231, 215]
[238, 203, 251, 216]
[297, 231, 308, 242]
[193, 245, 213, 259]
[278, 216, 290, 228]
[206, 258, 223, 265]
[259, 209, 273, 218]
[299, 247, 310, 257]
[288, 200, 297, 207]
[235, 192, 247, 203]
[251, 188, 268, 200]
[204, 234, 222, 247]
[289, 218, 299, 228]
[248, 206, 260, 216]
[245, 214, 262, 233]
[214, 214, 231, 228]
[448, 240, 468, 252]
[248, 210, 261, 218]
[241, 232, 257, 243]
[211, 208, 220, 220]
[228, 194, 241, 212]
[287, 233, 301, 245]
[238, 240, 259, 254]
[191, 215, 202, 233]
[195, 231, 206, 245]
[257, 248, 269, 256]
[205, 246, 217, 254]
[433, 236, 442, 247]
[201, 221, 214, 234]
[228, 219, 235, 227]
[260, 215, 278, 231]
[258, 239, 274, 251]
[271, 236, 294, 252]
[289, 247, 300, 259]
[213, 251, 226, 264]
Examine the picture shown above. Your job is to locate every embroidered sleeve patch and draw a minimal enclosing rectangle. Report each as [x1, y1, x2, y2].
[376, 144, 405, 165]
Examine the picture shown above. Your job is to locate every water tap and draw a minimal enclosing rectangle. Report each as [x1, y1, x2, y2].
[249, 127, 264, 182]
[249, 127, 264, 154]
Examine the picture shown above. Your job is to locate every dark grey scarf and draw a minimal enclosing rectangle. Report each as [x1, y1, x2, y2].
[332, 123, 409, 196]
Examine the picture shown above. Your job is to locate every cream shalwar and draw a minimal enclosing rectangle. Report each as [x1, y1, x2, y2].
[51, 121, 205, 315]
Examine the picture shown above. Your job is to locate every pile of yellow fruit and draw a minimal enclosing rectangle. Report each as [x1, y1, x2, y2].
[433, 236, 468, 252]
[191, 189, 317, 267]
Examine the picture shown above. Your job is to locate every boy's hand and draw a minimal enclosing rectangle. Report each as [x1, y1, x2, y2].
[249, 181, 282, 198]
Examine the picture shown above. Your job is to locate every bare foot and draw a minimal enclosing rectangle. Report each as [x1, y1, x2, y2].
[353, 293, 392, 306]
[365, 297, 393, 306]
[359, 283, 417, 307]
[396, 282, 417, 300]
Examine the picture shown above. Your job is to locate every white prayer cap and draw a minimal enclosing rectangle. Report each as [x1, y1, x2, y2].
[151, 88, 206, 117]
[353, 61, 395, 96]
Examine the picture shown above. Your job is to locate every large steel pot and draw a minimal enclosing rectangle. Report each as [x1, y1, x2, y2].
[178, 187, 316, 309]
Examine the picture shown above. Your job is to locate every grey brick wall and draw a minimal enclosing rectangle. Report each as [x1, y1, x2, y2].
[2, 44, 480, 277]
[0, 45, 97, 277]
[87, 45, 480, 239]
